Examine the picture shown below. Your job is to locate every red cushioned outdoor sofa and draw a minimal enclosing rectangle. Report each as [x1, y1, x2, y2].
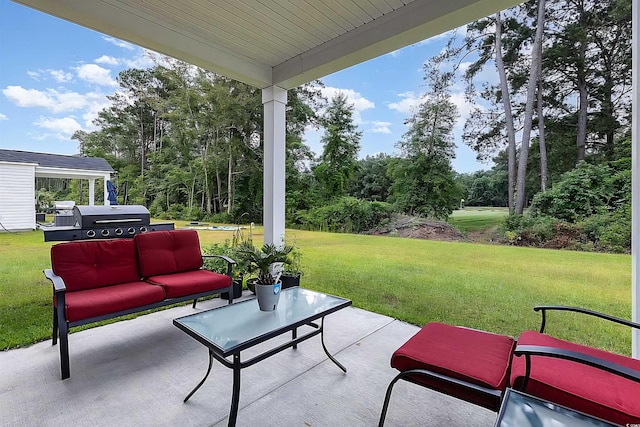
[43, 229, 235, 380]
[379, 306, 640, 426]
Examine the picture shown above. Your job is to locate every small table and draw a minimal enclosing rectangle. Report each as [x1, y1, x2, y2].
[173, 287, 352, 426]
[495, 388, 619, 427]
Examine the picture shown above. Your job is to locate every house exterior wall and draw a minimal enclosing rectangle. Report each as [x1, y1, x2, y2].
[0, 162, 36, 231]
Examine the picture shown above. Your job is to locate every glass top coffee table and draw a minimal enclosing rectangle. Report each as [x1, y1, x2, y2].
[495, 388, 619, 427]
[173, 287, 352, 426]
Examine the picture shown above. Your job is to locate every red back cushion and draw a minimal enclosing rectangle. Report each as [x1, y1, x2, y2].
[135, 229, 203, 277]
[51, 239, 140, 291]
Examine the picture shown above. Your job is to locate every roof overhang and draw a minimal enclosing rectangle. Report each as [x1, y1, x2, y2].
[13, 0, 522, 89]
[35, 166, 111, 180]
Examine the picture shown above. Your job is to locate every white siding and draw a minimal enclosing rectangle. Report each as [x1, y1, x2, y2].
[0, 163, 36, 231]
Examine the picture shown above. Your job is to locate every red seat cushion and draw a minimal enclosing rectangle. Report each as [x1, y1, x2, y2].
[391, 322, 515, 410]
[62, 281, 166, 322]
[144, 269, 231, 298]
[135, 230, 203, 277]
[511, 331, 640, 425]
[51, 239, 140, 291]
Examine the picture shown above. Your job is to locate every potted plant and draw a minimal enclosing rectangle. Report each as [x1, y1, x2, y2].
[280, 246, 303, 289]
[236, 241, 293, 311]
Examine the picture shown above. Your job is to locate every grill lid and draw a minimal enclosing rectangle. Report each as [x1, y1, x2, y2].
[73, 205, 150, 228]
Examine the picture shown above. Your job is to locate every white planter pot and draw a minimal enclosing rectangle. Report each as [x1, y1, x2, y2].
[255, 282, 281, 311]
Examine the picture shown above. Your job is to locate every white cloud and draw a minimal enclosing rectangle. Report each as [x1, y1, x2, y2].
[3, 86, 55, 109]
[319, 86, 374, 125]
[75, 64, 117, 86]
[2, 86, 109, 115]
[121, 49, 157, 69]
[102, 36, 135, 50]
[27, 70, 41, 81]
[95, 55, 119, 66]
[34, 116, 82, 138]
[49, 69, 73, 83]
[388, 91, 421, 114]
[370, 121, 392, 134]
[0, 113, 7, 121]
[81, 95, 112, 130]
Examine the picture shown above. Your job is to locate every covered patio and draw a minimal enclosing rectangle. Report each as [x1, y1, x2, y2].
[0, 294, 494, 426]
[12, 0, 638, 358]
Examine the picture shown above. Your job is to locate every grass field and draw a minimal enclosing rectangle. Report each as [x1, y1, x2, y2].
[0, 221, 633, 356]
[448, 207, 509, 232]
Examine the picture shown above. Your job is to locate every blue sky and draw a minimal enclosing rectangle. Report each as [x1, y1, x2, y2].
[0, 0, 489, 173]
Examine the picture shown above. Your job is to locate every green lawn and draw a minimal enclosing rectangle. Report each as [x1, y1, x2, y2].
[0, 224, 633, 356]
[448, 207, 509, 232]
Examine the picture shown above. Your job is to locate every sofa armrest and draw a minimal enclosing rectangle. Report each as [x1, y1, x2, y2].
[514, 344, 640, 391]
[202, 254, 236, 277]
[43, 269, 66, 293]
[534, 305, 640, 333]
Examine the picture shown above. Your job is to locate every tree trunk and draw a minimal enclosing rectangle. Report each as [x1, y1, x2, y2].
[227, 145, 233, 215]
[537, 55, 548, 192]
[494, 12, 517, 214]
[515, 0, 546, 214]
[575, 2, 588, 163]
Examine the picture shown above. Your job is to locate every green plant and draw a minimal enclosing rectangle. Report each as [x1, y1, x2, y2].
[235, 242, 294, 285]
[283, 246, 303, 277]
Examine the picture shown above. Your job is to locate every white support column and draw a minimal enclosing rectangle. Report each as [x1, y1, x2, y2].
[88, 178, 96, 206]
[632, 0, 639, 359]
[262, 85, 287, 246]
[103, 176, 110, 205]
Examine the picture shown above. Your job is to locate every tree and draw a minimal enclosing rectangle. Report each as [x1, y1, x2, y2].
[348, 154, 394, 202]
[388, 59, 462, 219]
[314, 93, 362, 200]
[494, 12, 518, 212]
[514, 0, 546, 214]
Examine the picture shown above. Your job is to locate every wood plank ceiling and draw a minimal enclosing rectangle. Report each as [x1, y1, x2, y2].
[12, 0, 521, 88]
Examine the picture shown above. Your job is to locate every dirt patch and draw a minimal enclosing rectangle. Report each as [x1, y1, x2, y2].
[367, 215, 465, 242]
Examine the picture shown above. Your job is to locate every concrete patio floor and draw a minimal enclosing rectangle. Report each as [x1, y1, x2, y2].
[1, 292, 495, 426]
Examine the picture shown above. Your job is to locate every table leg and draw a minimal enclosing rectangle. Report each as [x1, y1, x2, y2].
[184, 350, 214, 402]
[320, 317, 347, 373]
[228, 354, 241, 427]
[292, 328, 297, 349]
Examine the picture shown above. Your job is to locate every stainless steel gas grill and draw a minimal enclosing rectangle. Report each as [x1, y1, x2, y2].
[42, 205, 174, 242]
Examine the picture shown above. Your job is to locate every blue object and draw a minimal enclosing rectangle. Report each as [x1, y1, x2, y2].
[106, 180, 118, 205]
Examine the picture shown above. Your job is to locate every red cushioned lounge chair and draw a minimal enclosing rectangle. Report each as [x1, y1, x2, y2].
[378, 306, 640, 426]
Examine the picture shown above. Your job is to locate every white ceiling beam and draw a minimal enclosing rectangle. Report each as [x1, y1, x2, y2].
[273, 0, 522, 88]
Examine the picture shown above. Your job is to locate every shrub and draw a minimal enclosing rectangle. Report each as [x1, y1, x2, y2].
[206, 212, 234, 224]
[530, 161, 631, 223]
[502, 214, 580, 249]
[296, 197, 395, 233]
[580, 204, 631, 253]
[184, 206, 204, 222]
[166, 203, 185, 220]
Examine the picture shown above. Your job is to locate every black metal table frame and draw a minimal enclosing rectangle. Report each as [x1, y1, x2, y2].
[174, 297, 352, 426]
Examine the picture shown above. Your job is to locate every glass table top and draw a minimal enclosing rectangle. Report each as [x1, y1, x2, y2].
[173, 287, 351, 355]
[495, 389, 618, 427]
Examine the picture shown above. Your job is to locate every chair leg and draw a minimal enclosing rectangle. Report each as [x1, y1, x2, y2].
[52, 306, 58, 345]
[192, 299, 197, 308]
[56, 304, 70, 380]
[378, 373, 404, 427]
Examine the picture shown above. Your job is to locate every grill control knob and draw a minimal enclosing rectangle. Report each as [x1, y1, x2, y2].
[101, 229, 110, 237]
[140, 226, 148, 233]
[86, 230, 96, 238]
[115, 228, 123, 236]
[127, 227, 136, 235]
